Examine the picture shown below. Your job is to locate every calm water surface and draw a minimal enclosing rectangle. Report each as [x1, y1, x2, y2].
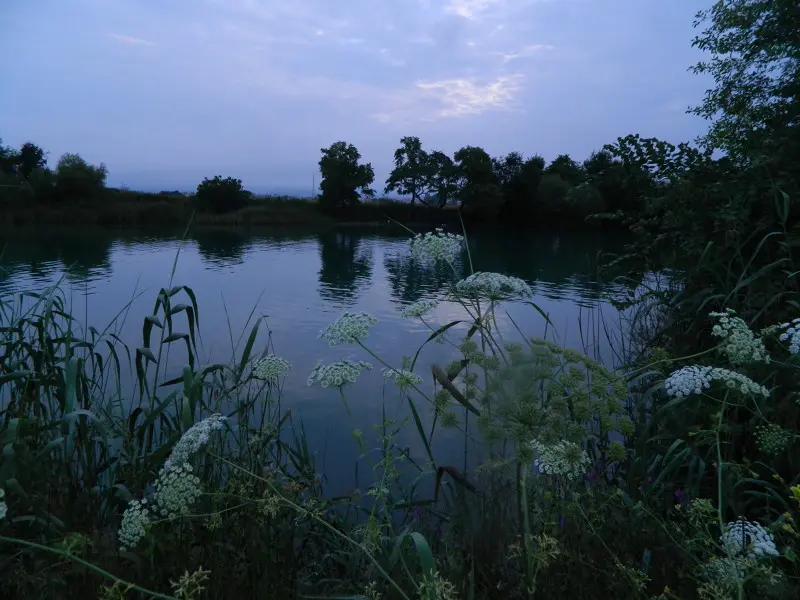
[0, 227, 634, 491]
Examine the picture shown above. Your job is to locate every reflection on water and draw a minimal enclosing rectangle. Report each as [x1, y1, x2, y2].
[0, 226, 636, 492]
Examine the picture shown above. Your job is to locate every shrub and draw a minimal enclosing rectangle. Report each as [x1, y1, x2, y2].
[195, 175, 251, 214]
[54, 153, 107, 202]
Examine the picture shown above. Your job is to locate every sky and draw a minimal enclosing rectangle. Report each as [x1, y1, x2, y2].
[0, 0, 714, 194]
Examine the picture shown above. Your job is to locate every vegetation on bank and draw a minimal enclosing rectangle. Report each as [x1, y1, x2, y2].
[1, 1, 800, 599]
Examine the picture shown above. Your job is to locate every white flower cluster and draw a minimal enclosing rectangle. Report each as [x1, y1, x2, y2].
[153, 463, 202, 520]
[664, 366, 768, 398]
[382, 367, 423, 388]
[454, 272, 532, 301]
[710, 309, 769, 364]
[409, 228, 464, 264]
[319, 312, 378, 346]
[0, 488, 7, 520]
[720, 518, 779, 558]
[778, 318, 800, 354]
[118, 498, 150, 551]
[307, 359, 374, 388]
[530, 439, 591, 480]
[165, 414, 227, 471]
[400, 299, 439, 319]
[253, 354, 291, 382]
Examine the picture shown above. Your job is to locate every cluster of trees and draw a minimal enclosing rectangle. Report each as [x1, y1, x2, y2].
[0, 140, 108, 203]
[315, 133, 698, 226]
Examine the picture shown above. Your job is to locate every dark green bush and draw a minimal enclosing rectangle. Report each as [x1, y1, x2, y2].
[195, 175, 251, 214]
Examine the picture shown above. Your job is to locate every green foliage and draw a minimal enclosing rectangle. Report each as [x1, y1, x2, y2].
[195, 175, 251, 214]
[385, 136, 436, 206]
[545, 153, 585, 186]
[536, 173, 571, 217]
[16, 143, 47, 179]
[54, 152, 108, 201]
[319, 141, 375, 213]
[454, 145, 504, 219]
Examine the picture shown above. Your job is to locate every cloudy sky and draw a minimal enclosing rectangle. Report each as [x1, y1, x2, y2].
[0, 0, 713, 194]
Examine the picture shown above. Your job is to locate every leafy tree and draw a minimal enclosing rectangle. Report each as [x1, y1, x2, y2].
[318, 141, 375, 213]
[196, 176, 251, 214]
[536, 174, 571, 217]
[564, 182, 606, 220]
[496, 153, 546, 222]
[544, 154, 585, 186]
[54, 153, 107, 201]
[690, 0, 800, 164]
[424, 151, 460, 208]
[454, 145, 503, 218]
[17, 143, 47, 179]
[0, 138, 19, 176]
[385, 136, 432, 206]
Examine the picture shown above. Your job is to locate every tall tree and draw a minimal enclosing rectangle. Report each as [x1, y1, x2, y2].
[454, 145, 503, 218]
[690, 0, 800, 165]
[385, 136, 430, 205]
[17, 143, 47, 179]
[425, 150, 460, 208]
[318, 141, 375, 213]
[544, 154, 585, 186]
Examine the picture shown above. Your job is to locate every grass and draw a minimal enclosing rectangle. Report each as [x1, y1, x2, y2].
[1, 226, 799, 600]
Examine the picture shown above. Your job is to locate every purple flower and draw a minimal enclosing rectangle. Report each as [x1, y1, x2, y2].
[558, 516, 566, 528]
[674, 488, 689, 505]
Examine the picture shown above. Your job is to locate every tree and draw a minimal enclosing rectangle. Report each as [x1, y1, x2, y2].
[318, 141, 375, 213]
[54, 153, 107, 201]
[544, 154, 585, 186]
[496, 153, 545, 222]
[690, 0, 800, 164]
[0, 138, 19, 176]
[385, 136, 431, 205]
[17, 143, 47, 179]
[196, 176, 251, 214]
[453, 145, 503, 218]
[424, 151, 460, 208]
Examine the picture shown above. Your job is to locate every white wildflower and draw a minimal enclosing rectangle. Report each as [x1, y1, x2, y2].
[709, 309, 769, 364]
[720, 519, 779, 559]
[153, 463, 202, 520]
[664, 366, 713, 398]
[253, 354, 291, 382]
[704, 556, 747, 587]
[778, 317, 800, 354]
[453, 272, 532, 301]
[382, 367, 423, 388]
[400, 299, 439, 319]
[118, 498, 150, 551]
[0, 488, 7, 520]
[165, 414, 227, 471]
[319, 312, 378, 346]
[664, 366, 768, 398]
[409, 228, 464, 264]
[307, 359, 374, 388]
[530, 439, 590, 480]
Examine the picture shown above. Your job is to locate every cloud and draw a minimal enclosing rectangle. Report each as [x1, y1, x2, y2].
[494, 43, 555, 62]
[415, 74, 525, 118]
[107, 33, 156, 46]
[444, 0, 503, 20]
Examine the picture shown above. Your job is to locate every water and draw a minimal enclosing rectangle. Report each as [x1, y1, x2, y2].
[0, 226, 634, 493]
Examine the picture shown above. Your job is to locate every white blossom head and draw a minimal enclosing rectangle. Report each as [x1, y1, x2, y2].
[709, 309, 769, 364]
[664, 365, 768, 398]
[118, 498, 150, 551]
[319, 312, 378, 347]
[453, 272, 532, 301]
[153, 463, 202, 520]
[778, 317, 800, 354]
[382, 367, 423, 389]
[720, 519, 779, 558]
[409, 228, 464, 264]
[253, 354, 291, 383]
[0, 488, 6, 520]
[165, 414, 227, 471]
[530, 439, 590, 480]
[400, 299, 439, 319]
[307, 359, 374, 388]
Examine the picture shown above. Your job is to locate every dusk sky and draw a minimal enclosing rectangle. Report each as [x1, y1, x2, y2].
[1, 0, 713, 194]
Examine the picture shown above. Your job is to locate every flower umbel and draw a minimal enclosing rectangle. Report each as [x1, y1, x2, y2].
[709, 309, 769, 364]
[319, 312, 378, 346]
[118, 498, 150, 551]
[400, 298, 439, 319]
[664, 366, 768, 398]
[165, 414, 227, 471]
[778, 317, 800, 354]
[409, 228, 464, 264]
[0, 488, 7, 520]
[153, 463, 202, 520]
[253, 354, 291, 382]
[530, 439, 591, 480]
[720, 519, 779, 558]
[381, 367, 423, 388]
[307, 359, 374, 388]
[454, 272, 532, 301]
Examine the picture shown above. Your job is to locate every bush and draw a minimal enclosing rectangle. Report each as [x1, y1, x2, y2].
[195, 175, 251, 214]
[565, 182, 606, 220]
[54, 153, 107, 202]
[536, 173, 570, 217]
